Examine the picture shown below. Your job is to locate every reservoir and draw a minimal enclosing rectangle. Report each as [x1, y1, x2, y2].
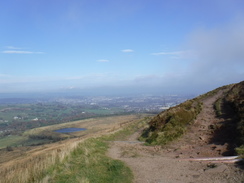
[54, 128, 87, 133]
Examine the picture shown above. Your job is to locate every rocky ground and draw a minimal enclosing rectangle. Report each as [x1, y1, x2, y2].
[108, 90, 244, 183]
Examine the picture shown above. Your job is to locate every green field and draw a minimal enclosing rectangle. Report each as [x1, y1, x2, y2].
[83, 108, 124, 115]
[0, 135, 27, 149]
[0, 102, 130, 145]
[0, 103, 126, 124]
[0, 114, 145, 149]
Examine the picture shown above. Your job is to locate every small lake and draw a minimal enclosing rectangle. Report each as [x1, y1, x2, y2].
[54, 128, 87, 133]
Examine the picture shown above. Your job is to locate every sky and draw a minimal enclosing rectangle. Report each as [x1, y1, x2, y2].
[0, 0, 244, 95]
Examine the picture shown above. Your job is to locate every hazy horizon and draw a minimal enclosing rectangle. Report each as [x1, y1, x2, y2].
[1, 0, 244, 95]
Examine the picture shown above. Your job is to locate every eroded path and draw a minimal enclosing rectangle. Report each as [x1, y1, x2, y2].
[108, 90, 244, 183]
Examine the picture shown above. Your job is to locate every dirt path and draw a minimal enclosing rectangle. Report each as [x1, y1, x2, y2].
[108, 91, 244, 183]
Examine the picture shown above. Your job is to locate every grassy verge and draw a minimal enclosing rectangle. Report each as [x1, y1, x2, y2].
[44, 138, 133, 183]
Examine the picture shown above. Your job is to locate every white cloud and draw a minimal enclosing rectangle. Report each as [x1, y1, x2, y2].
[187, 20, 244, 73]
[141, 20, 244, 93]
[151, 51, 184, 56]
[2, 46, 45, 54]
[5, 46, 23, 50]
[151, 50, 196, 59]
[166, 19, 244, 91]
[121, 49, 134, 53]
[2, 50, 44, 54]
[97, 59, 109, 62]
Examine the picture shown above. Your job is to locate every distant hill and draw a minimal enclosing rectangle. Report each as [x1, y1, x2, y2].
[141, 80, 244, 156]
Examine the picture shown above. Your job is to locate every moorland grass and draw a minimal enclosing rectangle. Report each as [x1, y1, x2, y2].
[41, 117, 150, 183]
[45, 138, 133, 183]
[140, 99, 202, 145]
[0, 115, 144, 183]
[139, 84, 239, 146]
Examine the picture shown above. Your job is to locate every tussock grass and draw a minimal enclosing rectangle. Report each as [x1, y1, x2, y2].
[0, 139, 81, 183]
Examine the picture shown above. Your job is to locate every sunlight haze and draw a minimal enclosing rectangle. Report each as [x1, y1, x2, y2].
[1, 0, 244, 95]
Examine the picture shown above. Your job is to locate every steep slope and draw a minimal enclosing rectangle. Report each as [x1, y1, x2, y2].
[142, 85, 237, 149]
[215, 81, 244, 155]
[161, 85, 236, 158]
[140, 98, 202, 145]
[141, 81, 244, 156]
[108, 81, 244, 183]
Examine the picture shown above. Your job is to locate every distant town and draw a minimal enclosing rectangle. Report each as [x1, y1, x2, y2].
[0, 94, 195, 138]
[52, 95, 193, 113]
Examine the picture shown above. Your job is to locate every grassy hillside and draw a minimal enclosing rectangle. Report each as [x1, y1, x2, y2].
[42, 117, 150, 183]
[215, 81, 244, 155]
[0, 115, 141, 149]
[0, 115, 146, 183]
[41, 138, 133, 183]
[140, 82, 242, 147]
[140, 98, 202, 145]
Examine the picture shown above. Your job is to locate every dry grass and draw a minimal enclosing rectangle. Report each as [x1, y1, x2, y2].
[0, 114, 145, 183]
[44, 138, 133, 183]
[0, 138, 81, 183]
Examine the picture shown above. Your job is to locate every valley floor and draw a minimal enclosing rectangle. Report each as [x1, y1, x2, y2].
[108, 90, 244, 183]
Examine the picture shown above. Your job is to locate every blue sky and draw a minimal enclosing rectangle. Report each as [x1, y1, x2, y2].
[0, 0, 244, 94]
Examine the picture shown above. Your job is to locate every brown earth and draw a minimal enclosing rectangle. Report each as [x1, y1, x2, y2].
[108, 90, 244, 183]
